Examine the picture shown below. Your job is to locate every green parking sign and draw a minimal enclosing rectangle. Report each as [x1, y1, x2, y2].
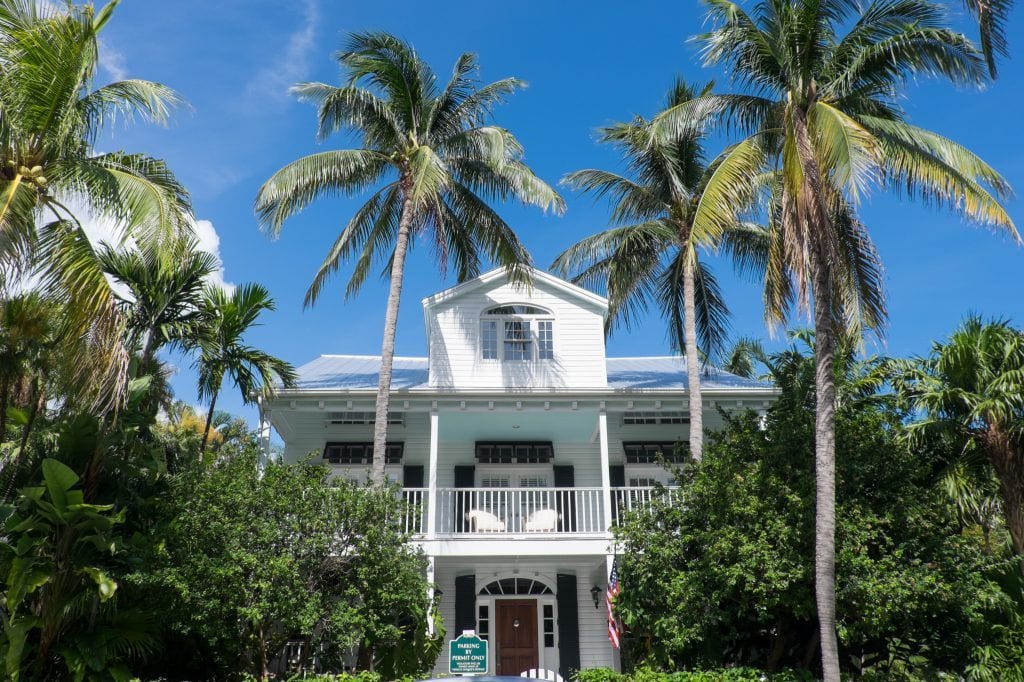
[449, 631, 488, 675]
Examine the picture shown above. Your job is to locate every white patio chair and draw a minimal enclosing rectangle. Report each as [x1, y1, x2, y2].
[522, 668, 564, 682]
[523, 508, 559, 532]
[466, 509, 506, 532]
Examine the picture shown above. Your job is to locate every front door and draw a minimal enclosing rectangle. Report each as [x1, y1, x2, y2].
[495, 599, 539, 675]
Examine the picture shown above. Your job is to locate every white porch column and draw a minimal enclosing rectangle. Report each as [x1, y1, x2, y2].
[598, 409, 613, 531]
[257, 403, 272, 469]
[427, 409, 439, 539]
[425, 555, 437, 635]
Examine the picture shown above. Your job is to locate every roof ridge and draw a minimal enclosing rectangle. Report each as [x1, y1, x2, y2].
[317, 354, 428, 360]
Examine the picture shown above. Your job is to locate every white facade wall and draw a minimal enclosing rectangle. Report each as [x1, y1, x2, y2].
[426, 279, 608, 390]
[430, 559, 618, 676]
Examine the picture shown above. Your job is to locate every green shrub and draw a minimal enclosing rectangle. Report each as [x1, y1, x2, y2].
[576, 667, 814, 682]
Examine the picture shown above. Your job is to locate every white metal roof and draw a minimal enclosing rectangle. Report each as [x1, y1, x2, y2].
[287, 354, 771, 392]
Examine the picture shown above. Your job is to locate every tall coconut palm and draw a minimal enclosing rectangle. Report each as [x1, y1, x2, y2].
[0, 0, 192, 410]
[663, 0, 1017, 676]
[553, 80, 766, 461]
[192, 283, 297, 453]
[255, 32, 563, 483]
[99, 235, 218, 371]
[892, 317, 1024, 558]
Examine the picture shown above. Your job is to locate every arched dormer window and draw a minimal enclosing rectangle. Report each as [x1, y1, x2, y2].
[481, 304, 554, 362]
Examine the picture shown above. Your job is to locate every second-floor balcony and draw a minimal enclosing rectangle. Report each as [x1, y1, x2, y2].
[400, 486, 678, 538]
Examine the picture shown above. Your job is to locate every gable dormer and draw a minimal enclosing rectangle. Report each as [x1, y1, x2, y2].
[422, 268, 609, 389]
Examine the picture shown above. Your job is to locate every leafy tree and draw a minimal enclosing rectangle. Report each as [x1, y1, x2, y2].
[666, 2, 1018, 675]
[130, 449, 439, 680]
[191, 283, 296, 452]
[892, 316, 1024, 558]
[0, 0, 192, 409]
[553, 79, 766, 461]
[613, 337, 1006, 678]
[255, 32, 563, 483]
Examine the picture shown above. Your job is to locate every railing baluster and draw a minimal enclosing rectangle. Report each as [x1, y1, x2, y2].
[409, 486, 676, 538]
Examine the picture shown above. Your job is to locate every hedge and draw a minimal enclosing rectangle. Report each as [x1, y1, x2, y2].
[575, 668, 815, 682]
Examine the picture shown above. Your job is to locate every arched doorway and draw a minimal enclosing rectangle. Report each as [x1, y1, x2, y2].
[477, 577, 557, 675]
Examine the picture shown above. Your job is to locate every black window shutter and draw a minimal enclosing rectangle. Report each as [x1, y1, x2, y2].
[553, 465, 576, 532]
[454, 465, 475, 532]
[402, 465, 424, 488]
[609, 465, 625, 525]
[556, 574, 580, 679]
[455, 574, 476, 635]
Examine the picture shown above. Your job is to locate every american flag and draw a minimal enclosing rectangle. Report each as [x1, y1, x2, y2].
[607, 557, 623, 649]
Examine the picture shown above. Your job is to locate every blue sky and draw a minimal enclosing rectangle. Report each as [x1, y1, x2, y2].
[93, 0, 1023, 422]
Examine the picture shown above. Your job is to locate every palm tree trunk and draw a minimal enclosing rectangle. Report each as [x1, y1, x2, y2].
[682, 254, 703, 462]
[139, 325, 159, 374]
[201, 391, 218, 454]
[0, 376, 10, 441]
[987, 434, 1024, 557]
[371, 190, 415, 485]
[811, 261, 840, 681]
[792, 104, 841, 682]
[5, 379, 43, 499]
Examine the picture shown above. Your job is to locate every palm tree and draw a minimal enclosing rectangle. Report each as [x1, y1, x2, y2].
[892, 316, 1024, 558]
[99, 235, 218, 371]
[0, 0, 192, 409]
[255, 32, 563, 483]
[553, 80, 765, 461]
[0, 292, 55, 443]
[722, 336, 768, 380]
[192, 283, 297, 453]
[665, 1, 1017, 676]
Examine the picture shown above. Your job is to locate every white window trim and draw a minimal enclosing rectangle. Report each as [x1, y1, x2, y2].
[476, 463, 554, 487]
[624, 463, 674, 486]
[479, 304, 556, 363]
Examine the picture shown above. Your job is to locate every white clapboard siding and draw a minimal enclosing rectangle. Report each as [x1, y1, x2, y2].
[577, 576, 618, 670]
[427, 278, 608, 390]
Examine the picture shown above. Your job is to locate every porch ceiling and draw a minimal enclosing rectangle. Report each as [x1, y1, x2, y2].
[437, 409, 598, 442]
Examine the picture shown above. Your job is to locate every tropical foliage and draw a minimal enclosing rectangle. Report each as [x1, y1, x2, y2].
[892, 317, 1024, 557]
[190, 283, 297, 451]
[611, 335, 1015, 679]
[0, 0, 192, 410]
[128, 448, 439, 681]
[661, 0, 1019, 676]
[553, 79, 766, 461]
[0, 1, 1022, 680]
[255, 31, 563, 483]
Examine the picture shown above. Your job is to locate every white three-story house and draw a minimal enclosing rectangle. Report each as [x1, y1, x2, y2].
[262, 267, 775, 678]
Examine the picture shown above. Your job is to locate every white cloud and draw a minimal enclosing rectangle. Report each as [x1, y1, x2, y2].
[97, 39, 128, 81]
[191, 218, 234, 293]
[245, 0, 319, 104]
[8, 199, 234, 298]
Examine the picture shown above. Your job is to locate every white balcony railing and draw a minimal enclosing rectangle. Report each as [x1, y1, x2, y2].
[398, 486, 678, 537]
[401, 488, 429, 535]
[434, 487, 607, 536]
[611, 486, 680, 524]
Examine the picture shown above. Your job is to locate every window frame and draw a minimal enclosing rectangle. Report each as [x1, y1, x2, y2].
[322, 441, 404, 465]
[479, 304, 555, 363]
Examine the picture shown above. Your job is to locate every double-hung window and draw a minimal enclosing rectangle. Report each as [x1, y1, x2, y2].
[503, 320, 532, 360]
[481, 320, 499, 360]
[480, 304, 554, 361]
[537, 320, 553, 359]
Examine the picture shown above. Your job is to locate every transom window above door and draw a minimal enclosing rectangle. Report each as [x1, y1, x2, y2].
[480, 304, 554, 361]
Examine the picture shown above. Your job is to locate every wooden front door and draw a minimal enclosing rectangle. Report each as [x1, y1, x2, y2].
[495, 599, 539, 675]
